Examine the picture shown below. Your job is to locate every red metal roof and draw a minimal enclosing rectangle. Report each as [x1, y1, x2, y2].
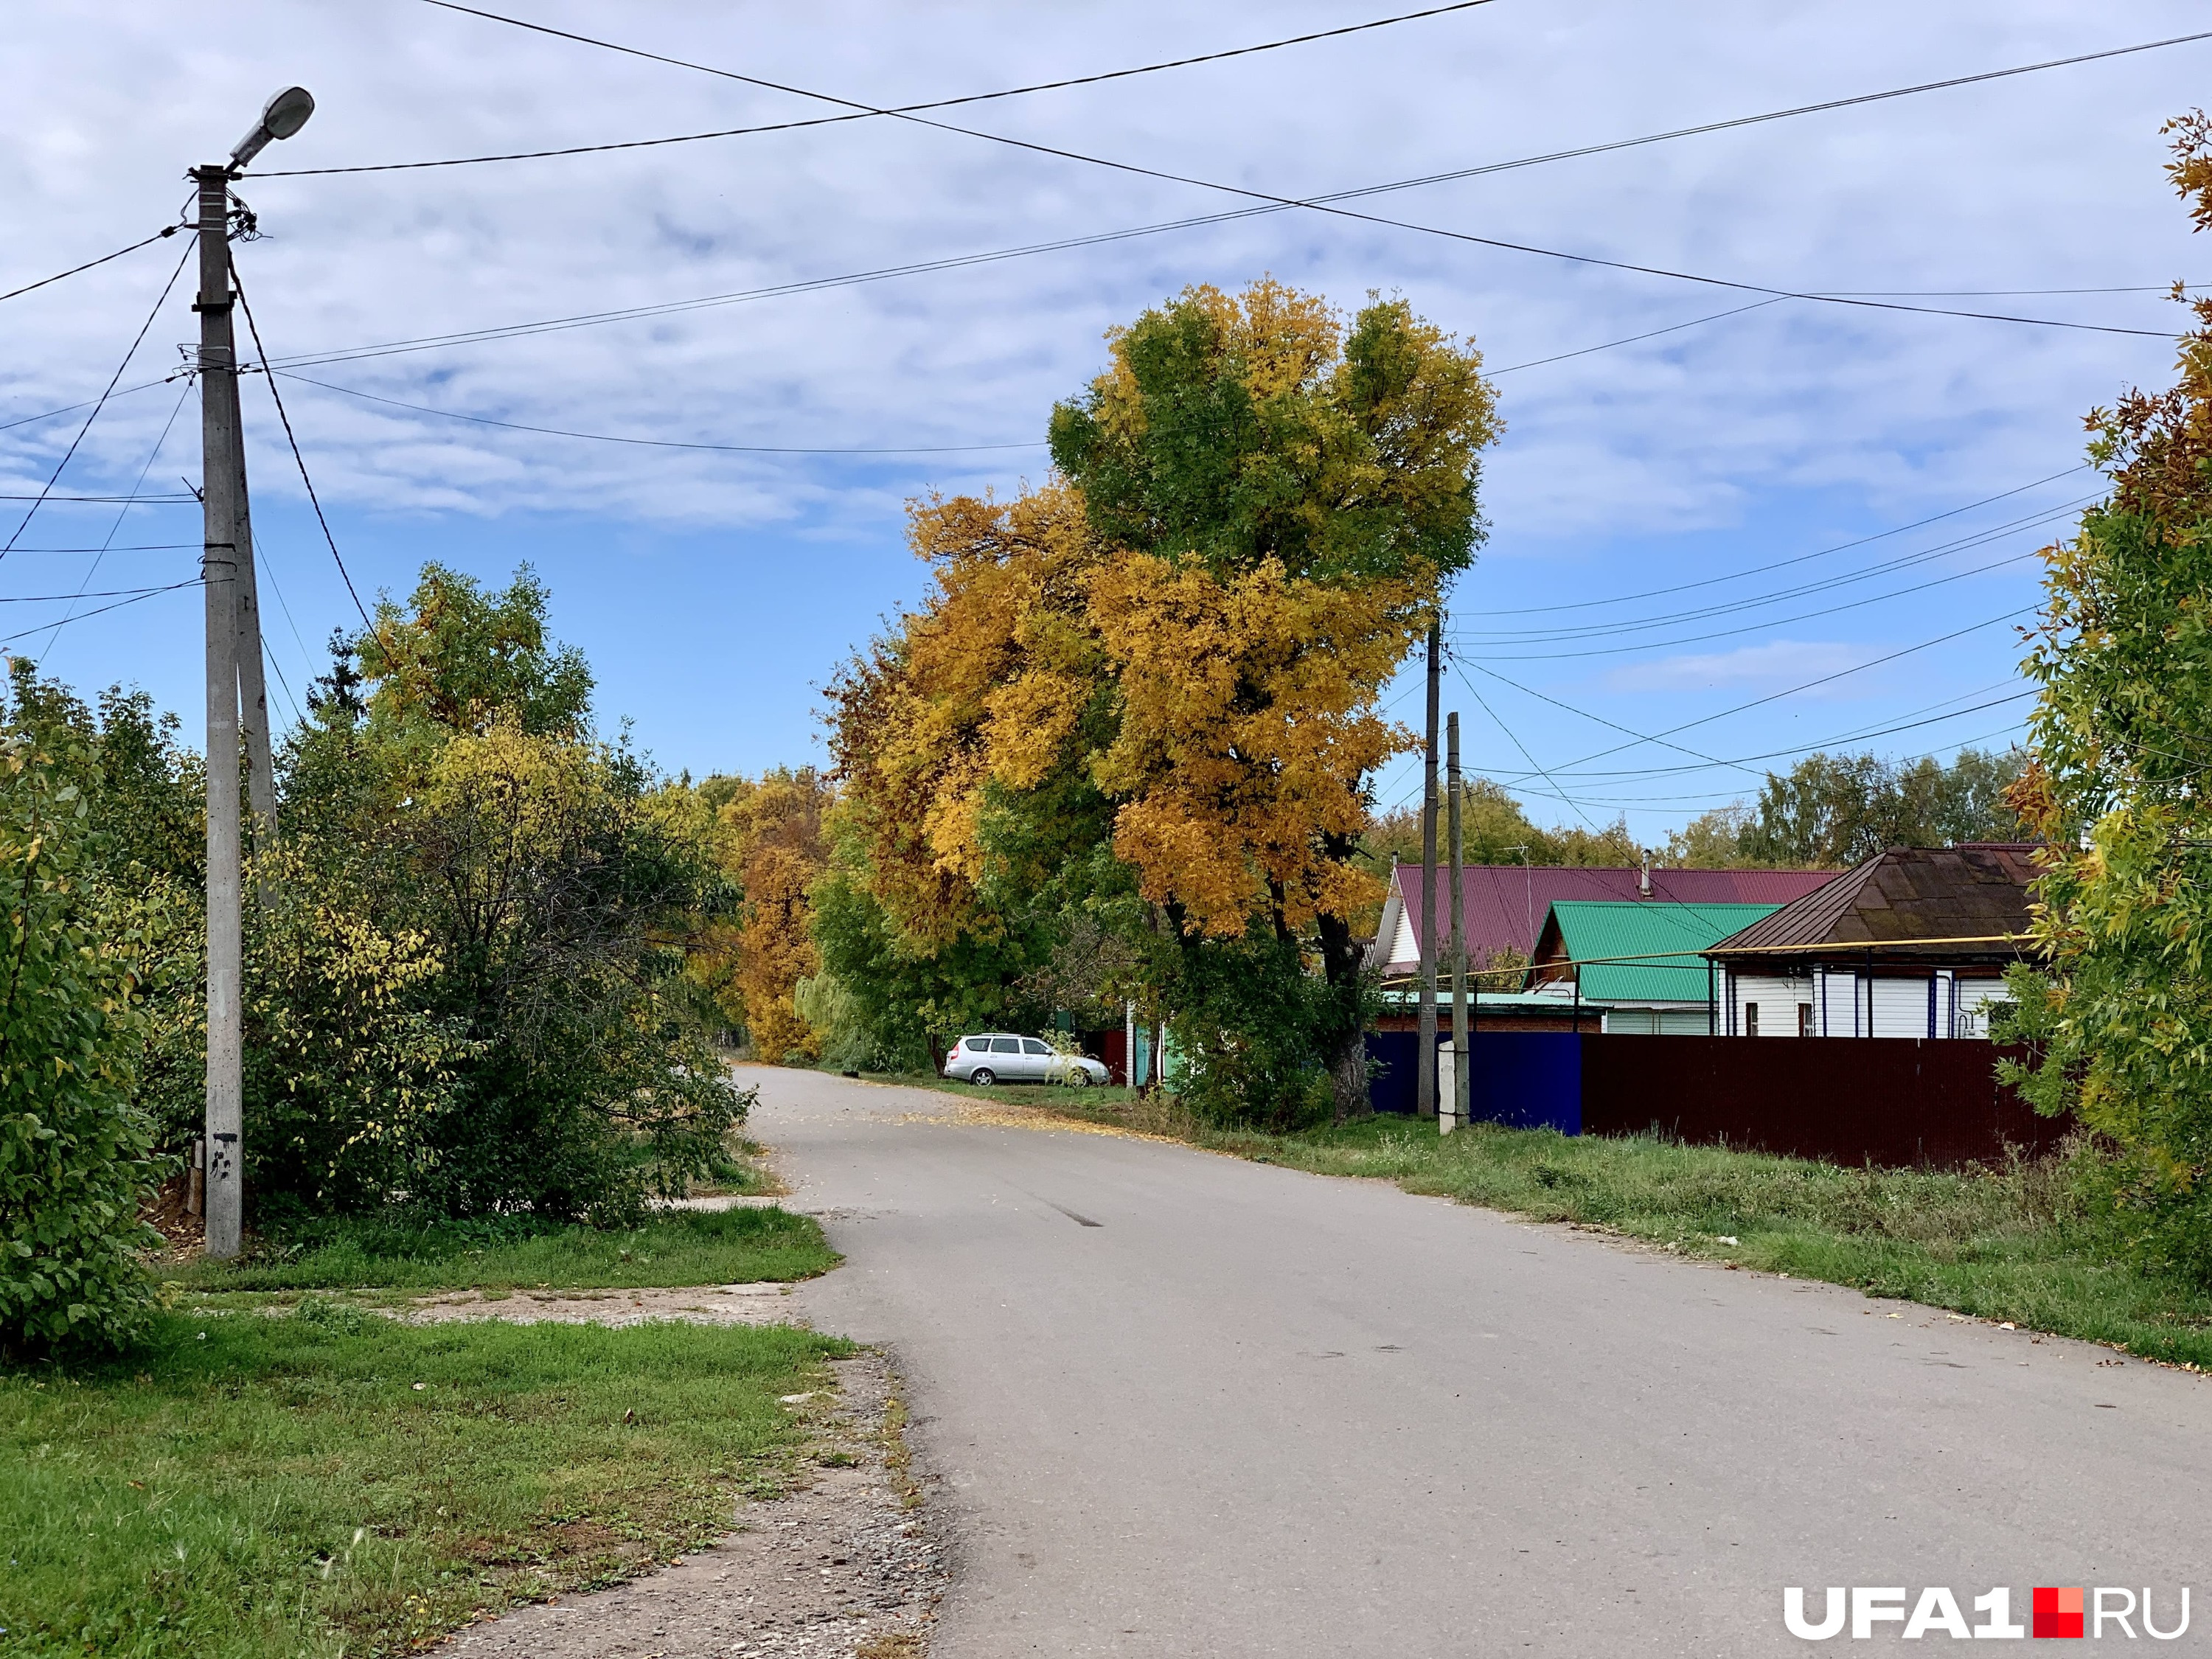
[1382, 864, 1834, 970]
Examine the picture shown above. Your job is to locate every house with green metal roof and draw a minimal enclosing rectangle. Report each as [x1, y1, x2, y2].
[1528, 900, 1783, 1034]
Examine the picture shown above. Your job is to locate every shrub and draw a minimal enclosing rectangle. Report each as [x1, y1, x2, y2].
[0, 738, 167, 1351]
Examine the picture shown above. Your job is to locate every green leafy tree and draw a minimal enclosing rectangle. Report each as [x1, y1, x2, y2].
[2000, 111, 2212, 1279]
[1360, 785, 1638, 877]
[1729, 747, 2024, 867]
[268, 568, 745, 1223]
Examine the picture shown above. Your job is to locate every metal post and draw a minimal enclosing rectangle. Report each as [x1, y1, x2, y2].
[1416, 619, 1441, 1119]
[1447, 713, 1468, 1132]
[195, 164, 244, 1260]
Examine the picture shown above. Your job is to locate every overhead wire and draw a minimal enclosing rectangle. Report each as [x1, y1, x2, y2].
[377, 3, 2196, 339]
[0, 580, 202, 647]
[1489, 298, 1785, 375]
[1465, 545, 2042, 662]
[273, 370, 1046, 454]
[1453, 662, 1603, 830]
[4, 542, 201, 553]
[229, 259, 383, 641]
[1487, 605, 2040, 785]
[0, 491, 195, 503]
[1452, 497, 2088, 646]
[37, 379, 192, 662]
[3, 240, 192, 563]
[254, 13, 2212, 209]
[0, 224, 185, 306]
[1477, 465, 2090, 616]
[1457, 653, 1760, 778]
[249, 0, 1503, 176]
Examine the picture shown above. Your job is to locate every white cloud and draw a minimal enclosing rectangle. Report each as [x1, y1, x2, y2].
[1602, 640, 1874, 693]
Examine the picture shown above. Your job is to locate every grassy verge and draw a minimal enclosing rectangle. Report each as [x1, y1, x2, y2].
[162, 1206, 840, 1295]
[1034, 1096, 2212, 1371]
[7, 1204, 850, 1656]
[1, 1308, 848, 1658]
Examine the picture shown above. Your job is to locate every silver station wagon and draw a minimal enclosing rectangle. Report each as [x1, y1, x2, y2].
[944, 1033, 1110, 1088]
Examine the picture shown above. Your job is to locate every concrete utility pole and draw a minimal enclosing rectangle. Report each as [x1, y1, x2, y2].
[194, 86, 314, 1260]
[1416, 619, 1441, 1121]
[233, 454, 276, 852]
[1447, 712, 1468, 1133]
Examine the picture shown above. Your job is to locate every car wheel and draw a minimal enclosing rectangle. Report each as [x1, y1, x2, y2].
[1067, 1068, 1090, 1088]
[970, 1067, 995, 1087]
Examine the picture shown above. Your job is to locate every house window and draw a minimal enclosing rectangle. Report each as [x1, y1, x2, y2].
[1745, 1003, 1759, 1037]
[1797, 1004, 1813, 1037]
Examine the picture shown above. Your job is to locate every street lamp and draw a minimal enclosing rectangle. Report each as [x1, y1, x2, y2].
[228, 85, 315, 170]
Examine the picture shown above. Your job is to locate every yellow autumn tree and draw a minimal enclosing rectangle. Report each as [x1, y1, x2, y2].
[676, 768, 836, 1061]
[829, 279, 1496, 1117]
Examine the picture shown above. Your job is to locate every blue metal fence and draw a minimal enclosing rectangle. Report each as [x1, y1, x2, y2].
[1363, 1031, 1580, 1133]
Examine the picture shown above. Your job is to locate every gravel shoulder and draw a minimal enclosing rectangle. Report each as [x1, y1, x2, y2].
[397, 1281, 804, 1327]
[434, 1346, 944, 1658]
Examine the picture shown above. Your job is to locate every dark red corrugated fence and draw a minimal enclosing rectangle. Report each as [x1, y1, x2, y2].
[1578, 1036, 2067, 1167]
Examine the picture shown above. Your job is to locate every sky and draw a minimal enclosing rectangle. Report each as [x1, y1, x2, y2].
[3, 0, 2208, 846]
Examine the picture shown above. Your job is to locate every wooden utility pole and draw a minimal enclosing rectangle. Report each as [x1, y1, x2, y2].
[193, 87, 315, 1259]
[194, 161, 246, 1260]
[1416, 619, 1441, 1121]
[1447, 712, 1468, 1131]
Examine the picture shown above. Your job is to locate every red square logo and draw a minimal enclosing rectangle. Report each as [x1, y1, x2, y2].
[2033, 1587, 2084, 1638]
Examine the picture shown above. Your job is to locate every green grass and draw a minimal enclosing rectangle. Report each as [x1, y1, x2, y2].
[1042, 1097, 2212, 1371]
[0, 1308, 849, 1658]
[161, 1206, 840, 1295]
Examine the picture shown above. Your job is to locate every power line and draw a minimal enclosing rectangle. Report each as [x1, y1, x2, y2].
[3, 542, 201, 553]
[274, 370, 1046, 454]
[1458, 655, 1760, 779]
[1492, 605, 2039, 784]
[0, 224, 183, 306]
[3, 242, 192, 563]
[1484, 684, 2037, 787]
[250, 0, 1502, 176]
[1474, 465, 2089, 616]
[0, 584, 201, 602]
[37, 380, 192, 662]
[1465, 545, 2040, 663]
[1453, 662, 1603, 830]
[0, 580, 201, 647]
[1534, 678, 2034, 781]
[230, 261, 380, 639]
[257, 13, 2212, 214]
[1452, 498, 2087, 646]
[393, 4, 2194, 339]
[1490, 298, 1786, 374]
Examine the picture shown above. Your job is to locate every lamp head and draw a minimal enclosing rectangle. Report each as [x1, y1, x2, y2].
[229, 86, 315, 170]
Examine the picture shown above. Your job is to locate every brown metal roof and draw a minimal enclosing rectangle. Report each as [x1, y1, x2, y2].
[1705, 844, 2042, 961]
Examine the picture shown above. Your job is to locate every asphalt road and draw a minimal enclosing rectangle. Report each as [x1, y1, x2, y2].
[752, 1067, 2212, 1657]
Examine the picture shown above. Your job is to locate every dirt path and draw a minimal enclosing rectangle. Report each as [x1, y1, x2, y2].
[428, 1334, 944, 1656]
[397, 1281, 801, 1328]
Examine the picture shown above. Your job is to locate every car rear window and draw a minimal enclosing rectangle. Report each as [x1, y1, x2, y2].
[959, 1035, 986, 1051]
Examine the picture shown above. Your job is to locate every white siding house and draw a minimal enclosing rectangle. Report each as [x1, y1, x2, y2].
[1704, 846, 2038, 1040]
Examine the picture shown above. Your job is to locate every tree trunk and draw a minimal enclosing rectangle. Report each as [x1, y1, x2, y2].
[1315, 830, 1371, 1122]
